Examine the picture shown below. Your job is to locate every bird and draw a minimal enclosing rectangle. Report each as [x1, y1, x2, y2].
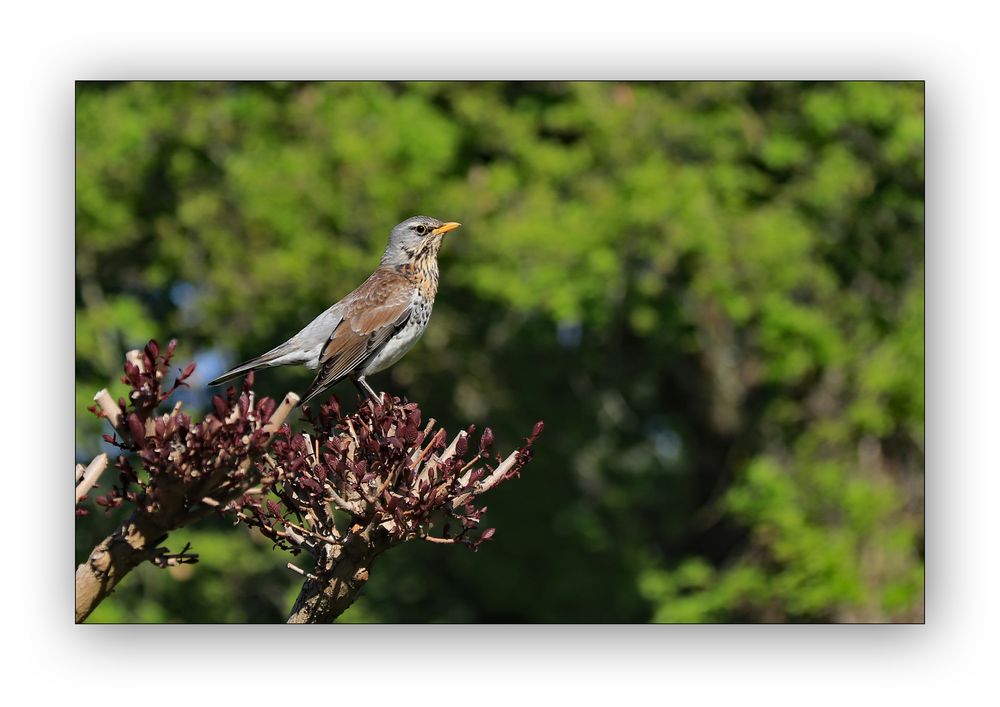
[208, 216, 461, 406]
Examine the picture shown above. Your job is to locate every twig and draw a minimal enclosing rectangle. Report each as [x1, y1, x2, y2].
[439, 430, 467, 464]
[415, 428, 447, 468]
[151, 542, 198, 568]
[447, 452, 520, 510]
[410, 418, 436, 462]
[75, 453, 109, 503]
[92, 389, 124, 435]
[282, 519, 339, 546]
[376, 427, 445, 498]
[263, 393, 301, 435]
[283, 522, 306, 545]
[287, 562, 319, 581]
[418, 428, 459, 484]
[422, 535, 459, 545]
[324, 484, 362, 516]
[458, 453, 486, 485]
[477, 450, 521, 493]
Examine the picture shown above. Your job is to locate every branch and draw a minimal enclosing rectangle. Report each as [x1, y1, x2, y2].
[286, 530, 380, 624]
[75, 513, 171, 622]
[241, 395, 545, 624]
[75, 340, 298, 622]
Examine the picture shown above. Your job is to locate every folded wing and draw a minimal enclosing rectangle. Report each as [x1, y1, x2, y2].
[299, 270, 415, 404]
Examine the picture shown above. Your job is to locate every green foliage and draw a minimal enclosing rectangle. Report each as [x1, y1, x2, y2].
[76, 81, 923, 622]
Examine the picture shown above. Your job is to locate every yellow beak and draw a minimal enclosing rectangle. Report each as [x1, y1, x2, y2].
[431, 221, 462, 236]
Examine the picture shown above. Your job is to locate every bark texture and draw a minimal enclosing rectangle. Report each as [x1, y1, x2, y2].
[286, 531, 383, 624]
[75, 514, 166, 622]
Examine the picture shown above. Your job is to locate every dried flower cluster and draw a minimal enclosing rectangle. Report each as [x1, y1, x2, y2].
[75, 339, 297, 622]
[237, 394, 541, 550]
[85, 339, 293, 520]
[235, 395, 543, 622]
[76, 339, 542, 624]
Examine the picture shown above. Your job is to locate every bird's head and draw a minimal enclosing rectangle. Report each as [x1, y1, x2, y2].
[380, 216, 461, 267]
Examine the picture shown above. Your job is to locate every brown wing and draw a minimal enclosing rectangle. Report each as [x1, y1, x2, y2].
[300, 269, 414, 404]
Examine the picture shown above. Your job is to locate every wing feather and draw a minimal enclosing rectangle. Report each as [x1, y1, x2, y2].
[299, 270, 414, 404]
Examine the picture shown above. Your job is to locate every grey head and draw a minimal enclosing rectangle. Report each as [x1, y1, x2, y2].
[379, 215, 462, 267]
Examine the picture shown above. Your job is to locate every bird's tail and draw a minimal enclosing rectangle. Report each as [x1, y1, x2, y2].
[207, 345, 303, 387]
[207, 357, 268, 386]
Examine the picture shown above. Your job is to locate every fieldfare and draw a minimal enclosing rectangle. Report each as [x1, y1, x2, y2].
[209, 216, 461, 405]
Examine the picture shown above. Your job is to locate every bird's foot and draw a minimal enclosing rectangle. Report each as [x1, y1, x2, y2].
[354, 376, 385, 406]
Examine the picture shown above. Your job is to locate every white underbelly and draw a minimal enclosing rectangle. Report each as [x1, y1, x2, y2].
[362, 319, 426, 375]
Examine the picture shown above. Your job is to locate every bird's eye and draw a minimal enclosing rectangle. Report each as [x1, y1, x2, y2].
[415, 224, 428, 235]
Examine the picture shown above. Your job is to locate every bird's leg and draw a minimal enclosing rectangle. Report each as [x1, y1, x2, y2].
[353, 375, 383, 405]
